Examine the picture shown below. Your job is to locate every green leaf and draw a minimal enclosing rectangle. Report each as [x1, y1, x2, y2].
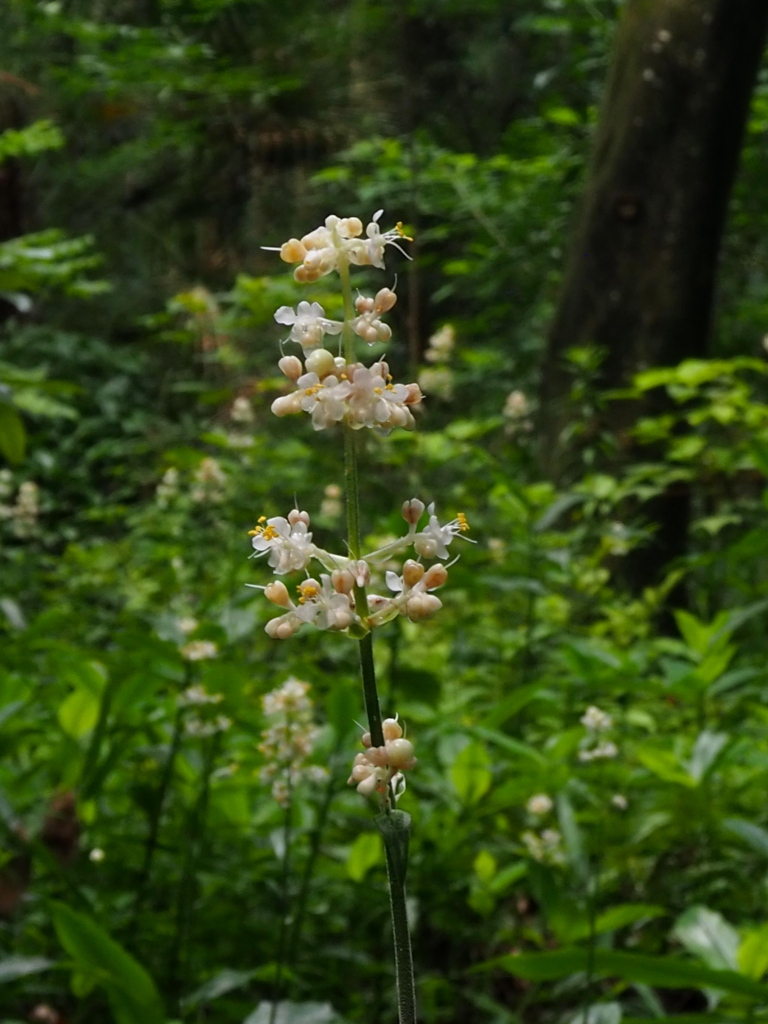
[687, 732, 729, 783]
[738, 924, 768, 980]
[450, 741, 493, 804]
[0, 404, 25, 464]
[346, 832, 383, 883]
[594, 904, 667, 935]
[672, 906, 739, 971]
[492, 949, 768, 998]
[58, 688, 101, 739]
[183, 968, 256, 1008]
[723, 818, 768, 857]
[51, 902, 165, 1024]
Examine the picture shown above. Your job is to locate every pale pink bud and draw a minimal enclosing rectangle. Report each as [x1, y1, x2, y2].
[404, 383, 423, 406]
[402, 498, 425, 526]
[387, 738, 416, 770]
[288, 509, 310, 526]
[356, 772, 380, 797]
[278, 355, 303, 381]
[402, 560, 425, 587]
[366, 745, 389, 768]
[362, 732, 372, 748]
[332, 569, 355, 594]
[350, 559, 370, 587]
[374, 287, 397, 312]
[423, 564, 448, 589]
[382, 717, 403, 741]
[264, 581, 291, 607]
[405, 593, 442, 621]
[355, 295, 375, 313]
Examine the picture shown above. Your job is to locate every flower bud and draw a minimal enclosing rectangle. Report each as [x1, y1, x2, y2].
[271, 394, 302, 417]
[366, 745, 389, 768]
[288, 509, 310, 526]
[402, 560, 425, 588]
[264, 581, 290, 607]
[423, 564, 448, 589]
[278, 355, 303, 381]
[356, 772, 381, 797]
[405, 383, 423, 406]
[386, 738, 416, 770]
[355, 295, 375, 314]
[280, 238, 306, 263]
[361, 732, 372, 748]
[341, 216, 363, 237]
[350, 559, 370, 587]
[405, 592, 442, 621]
[305, 348, 336, 379]
[382, 717, 403, 741]
[332, 568, 355, 594]
[402, 498, 425, 526]
[374, 287, 397, 312]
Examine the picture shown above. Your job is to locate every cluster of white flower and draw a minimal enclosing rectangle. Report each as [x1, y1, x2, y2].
[155, 467, 179, 508]
[272, 212, 411, 283]
[579, 705, 619, 762]
[192, 457, 227, 504]
[181, 639, 219, 661]
[0, 478, 40, 538]
[348, 716, 416, 803]
[249, 498, 471, 639]
[186, 714, 232, 738]
[178, 684, 223, 707]
[272, 353, 422, 434]
[521, 828, 565, 866]
[259, 678, 327, 806]
[265, 212, 425, 435]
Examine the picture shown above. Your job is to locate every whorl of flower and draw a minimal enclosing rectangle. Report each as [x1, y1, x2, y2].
[272, 212, 411, 283]
[271, 355, 423, 434]
[580, 706, 612, 732]
[259, 678, 327, 806]
[347, 716, 416, 803]
[521, 828, 566, 866]
[181, 639, 219, 661]
[250, 499, 469, 639]
[0, 480, 40, 538]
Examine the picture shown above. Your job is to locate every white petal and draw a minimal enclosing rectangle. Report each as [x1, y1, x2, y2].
[274, 306, 297, 325]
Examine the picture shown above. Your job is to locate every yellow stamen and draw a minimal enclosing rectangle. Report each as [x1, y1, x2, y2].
[374, 386, 382, 394]
[457, 512, 470, 532]
[396, 222, 414, 242]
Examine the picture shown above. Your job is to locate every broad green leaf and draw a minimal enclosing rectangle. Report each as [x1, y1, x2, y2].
[637, 749, 695, 788]
[557, 793, 587, 883]
[58, 688, 100, 739]
[472, 727, 546, 765]
[672, 906, 739, 970]
[493, 948, 768, 999]
[346, 832, 383, 882]
[739, 924, 768, 981]
[0, 404, 25, 464]
[474, 849, 497, 884]
[51, 902, 165, 1024]
[450, 740, 492, 804]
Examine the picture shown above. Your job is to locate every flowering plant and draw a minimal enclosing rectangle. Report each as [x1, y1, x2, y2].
[251, 210, 472, 1022]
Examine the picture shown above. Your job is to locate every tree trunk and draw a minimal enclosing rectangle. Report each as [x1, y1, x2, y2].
[541, 0, 768, 594]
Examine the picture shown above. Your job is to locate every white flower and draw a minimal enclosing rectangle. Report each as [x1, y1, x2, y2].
[177, 616, 198, 635]
[526, 793, 553, 817]
[249, 510, 316, 574]
[611, 794, 628, 810]
[425, 324, 455, 363]
[89, 847, 105, 863]
[181, 640, 218, 661]
[579, 741, 619, 762]
[230, 396, 254, 423]
[503, 390, 529, 419]
[274, 300, 343, 352]
[581, 706, 613, 732]
[360, 210, 412, 269]
[413, 503, 472, 560]
[178, 684, 223, 707]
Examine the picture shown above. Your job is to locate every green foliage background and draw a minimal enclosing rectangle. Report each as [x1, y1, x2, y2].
[2, 2, 768, 1023]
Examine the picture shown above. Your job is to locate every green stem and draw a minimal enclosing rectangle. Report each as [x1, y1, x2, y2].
[379, 811, 417, 1024]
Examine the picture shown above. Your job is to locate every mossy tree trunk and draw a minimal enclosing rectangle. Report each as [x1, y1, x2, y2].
[541, 0, 768, 594]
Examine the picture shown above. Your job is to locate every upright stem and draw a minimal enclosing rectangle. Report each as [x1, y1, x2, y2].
[340, 249, 416, 1023]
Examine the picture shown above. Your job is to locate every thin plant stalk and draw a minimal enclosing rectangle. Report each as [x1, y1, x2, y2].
[338, 256, 418, 1024]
